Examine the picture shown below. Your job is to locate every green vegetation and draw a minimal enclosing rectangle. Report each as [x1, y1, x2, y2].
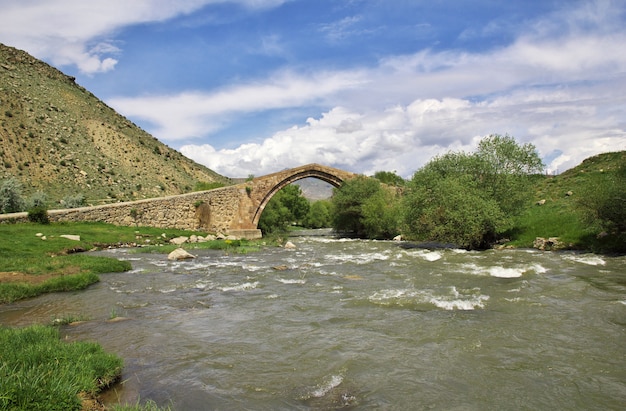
[403, 134, 544, 249]
[0, 324, 123, 410]
[328, 136, 624, 253]
[193, 181, 225, 191]
[0, 177, 25, 213]
[331, 175, 402, 238]
[0, 222, 261, 304]
[258, 184, 311, 234]
[302, 199, 333, 229]
[510, 151, 626, 253]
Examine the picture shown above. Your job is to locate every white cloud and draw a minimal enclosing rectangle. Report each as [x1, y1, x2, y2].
[0, 0, 287, 74]
[108, 69, 368, 140]
[180, 78, 626, 178]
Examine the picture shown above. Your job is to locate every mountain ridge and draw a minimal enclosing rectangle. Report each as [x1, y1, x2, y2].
[0, 43, 230, 207]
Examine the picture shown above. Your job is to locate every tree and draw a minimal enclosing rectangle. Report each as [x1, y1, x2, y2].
[474, 134, 544, 215]
[303, 200, 332, 229]
[373, 170, 405, 186]
[258, 184, 310, 234]
[331, 175, 401, 238]
[402, 135, 543, 249]
[0, 177, 25, 213]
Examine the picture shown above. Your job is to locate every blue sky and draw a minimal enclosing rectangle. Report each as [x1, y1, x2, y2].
[1, 0, 625, 177]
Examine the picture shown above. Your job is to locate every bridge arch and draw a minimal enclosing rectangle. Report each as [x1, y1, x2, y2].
[252, 168, 345, 227]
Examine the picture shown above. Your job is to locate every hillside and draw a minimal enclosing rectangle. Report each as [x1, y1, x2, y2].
[512, 150, 625, 252]
[0, 43, 230, 207]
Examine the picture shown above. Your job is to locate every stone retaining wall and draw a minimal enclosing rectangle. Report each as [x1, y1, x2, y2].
[0, 184, 261, 238]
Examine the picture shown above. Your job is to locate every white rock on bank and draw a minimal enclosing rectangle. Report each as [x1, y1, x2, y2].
[284, 241, 296, 249]
[60, 234, 81, 241]
[169, 236, 189, 245]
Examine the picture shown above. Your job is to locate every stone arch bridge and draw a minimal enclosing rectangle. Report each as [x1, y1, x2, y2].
[1, 163, 358, 239]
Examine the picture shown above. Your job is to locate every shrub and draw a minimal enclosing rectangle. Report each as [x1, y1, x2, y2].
[331, 175, 400, 238]
[63, 193, 85, 208]
[27, 206, 50, 224]
[402, 135, 543, 249]
[28, 191, 47, 209]
[0, 177, 25, 213]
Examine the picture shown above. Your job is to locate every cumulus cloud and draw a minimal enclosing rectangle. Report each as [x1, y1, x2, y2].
[179, 76, 626, 178]
[0, 0, 287, 74]
[108, 69, 368, 140]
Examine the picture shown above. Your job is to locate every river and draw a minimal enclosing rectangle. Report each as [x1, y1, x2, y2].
[1, 232, 625, 410]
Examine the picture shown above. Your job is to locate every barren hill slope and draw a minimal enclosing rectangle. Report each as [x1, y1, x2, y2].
[0, 43, 230, 207]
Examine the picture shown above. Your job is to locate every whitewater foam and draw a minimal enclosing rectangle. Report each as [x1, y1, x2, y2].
[218, 281, 259, 292]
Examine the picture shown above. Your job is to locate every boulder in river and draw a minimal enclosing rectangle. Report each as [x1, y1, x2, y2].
[167, 248, 196, 261]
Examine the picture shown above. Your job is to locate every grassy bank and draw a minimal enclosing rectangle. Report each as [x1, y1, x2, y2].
[0, 222, 259, 304]
[0, 324, 123, 410]
[508, 151, 625, 253]
[0, 221, 263, 411]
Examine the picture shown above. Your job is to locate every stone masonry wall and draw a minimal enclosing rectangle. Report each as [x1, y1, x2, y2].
[0, 185, 246, 234]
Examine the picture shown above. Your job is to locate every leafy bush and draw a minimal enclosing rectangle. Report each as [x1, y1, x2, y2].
[258, 184, 310, 234]
[0, 177, 25, 213]
[27, 205, 50, 224]
[63, 193, 86, 208]
[28, 191, 47, 209]
[331, 175, 401, 238]
[303, 200, 333, 229]
[402, 135, 544, 249]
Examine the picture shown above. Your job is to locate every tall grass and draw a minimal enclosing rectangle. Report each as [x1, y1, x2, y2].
[0, 325, 123, 411]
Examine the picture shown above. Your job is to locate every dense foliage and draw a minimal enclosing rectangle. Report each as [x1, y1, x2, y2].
[0, 177, 25, 213]
[303, 199, 333, 229]
[331, 175, 402, 238]
[402, 135, 544, 249]
[258, 184, 311, 234]
[573, 153, 626, 251]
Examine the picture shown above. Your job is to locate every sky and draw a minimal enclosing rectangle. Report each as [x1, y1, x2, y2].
[1, 0, 625, 178]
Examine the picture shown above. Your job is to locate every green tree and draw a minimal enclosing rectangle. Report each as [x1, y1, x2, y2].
[0, 177, 25, 213]
[331, 175, 400, 238]
[402, 134, 543, 249]
[361, 187, 402, 239]
[258, 184, 310, 234]
[303, 200, 332, 229]
[373, 170, 405, 186]
[474, 134, 544, 215]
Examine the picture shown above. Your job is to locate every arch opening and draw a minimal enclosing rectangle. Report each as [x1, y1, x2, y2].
[252, 170, 343, 227]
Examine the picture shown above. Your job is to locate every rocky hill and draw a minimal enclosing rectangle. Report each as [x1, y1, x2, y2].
[0, 43, 230, 208]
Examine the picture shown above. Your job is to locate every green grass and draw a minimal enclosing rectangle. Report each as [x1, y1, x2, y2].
[0, 324, 123, 411]
[508, 151, 625, 253]
[0, 221, 256, 303]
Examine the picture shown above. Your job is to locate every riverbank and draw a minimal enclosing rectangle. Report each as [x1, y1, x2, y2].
[0, 221, 268, 411]
[0, 221, 264, 304]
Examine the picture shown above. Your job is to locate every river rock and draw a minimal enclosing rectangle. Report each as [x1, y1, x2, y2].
[167, 248, 196, 261]
[60, 234, 81, 241]
[284, 241, 296, 249]
[170, 236, 188, 245]
[393, 235, 402, 241]
[533, 237, 564, 251]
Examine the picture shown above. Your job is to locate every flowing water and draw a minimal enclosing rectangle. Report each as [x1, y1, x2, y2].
[1, 232, 625, 410]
